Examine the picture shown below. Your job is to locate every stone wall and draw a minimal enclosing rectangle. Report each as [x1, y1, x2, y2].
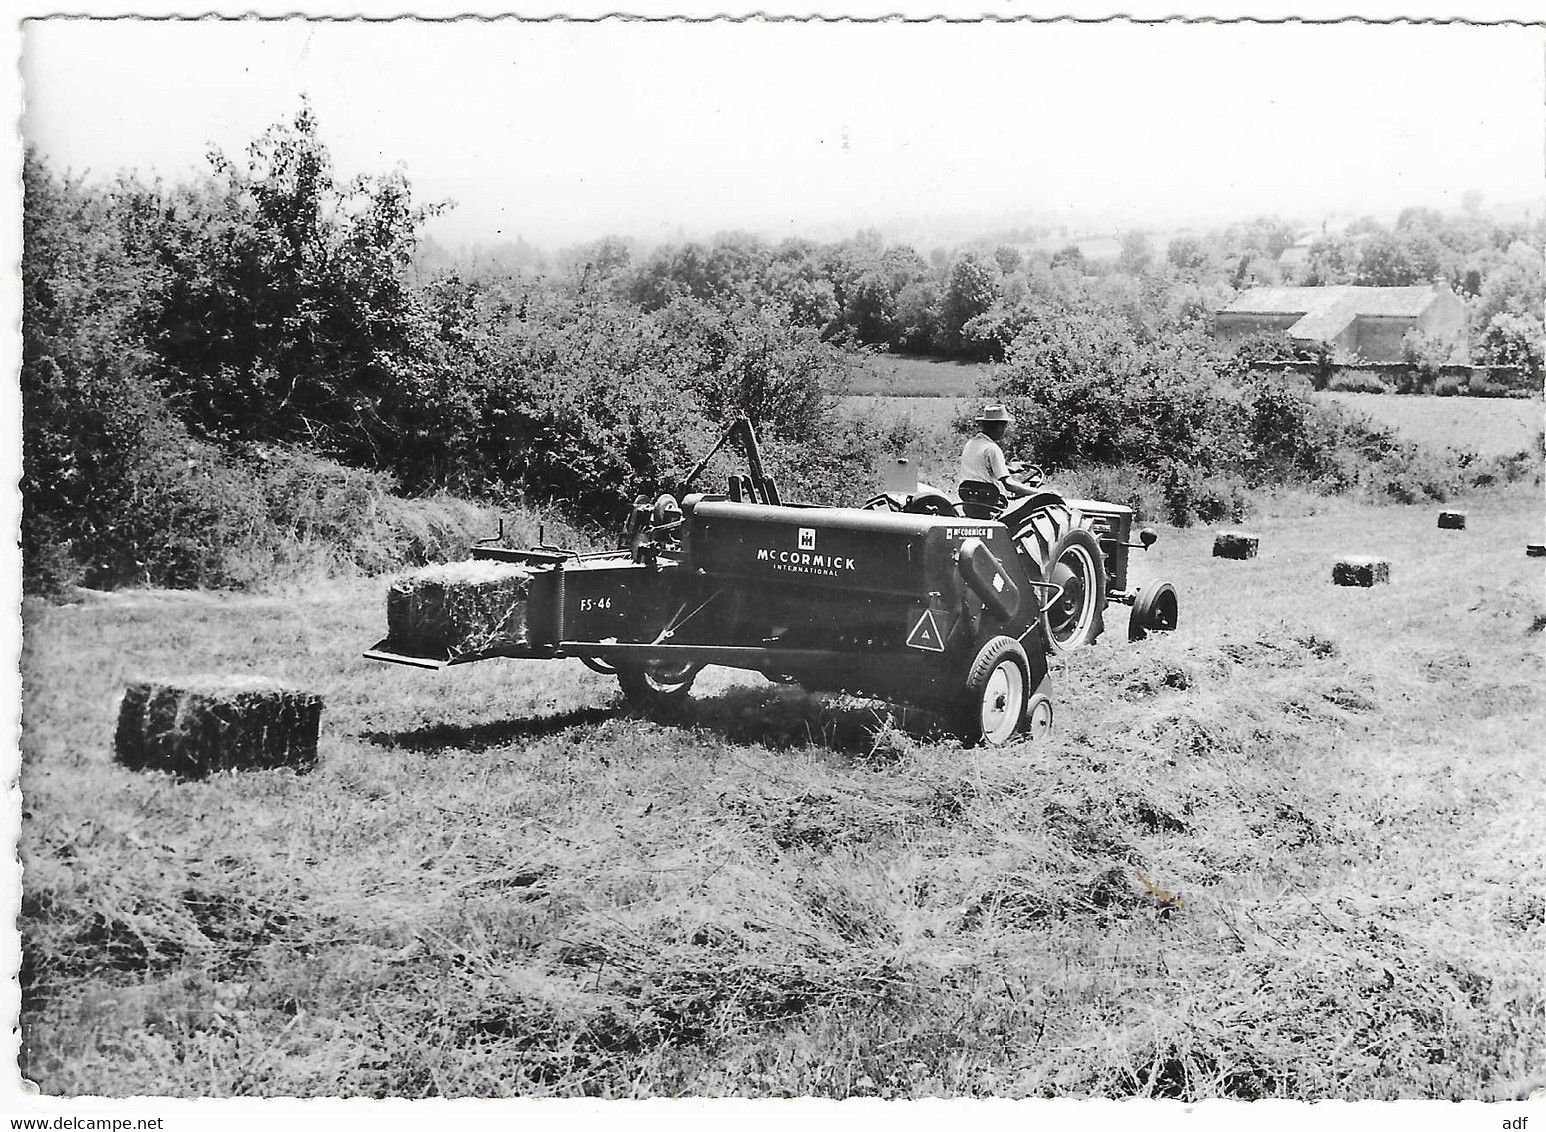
[1248, 361, 1534, 397]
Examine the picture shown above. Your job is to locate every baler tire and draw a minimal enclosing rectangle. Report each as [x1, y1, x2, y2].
[1024, 692, 1054, 741]
[959, 635, 1030, 748]
[616, 660, 702, 713]
[1042, 527, 1107, 655]
[1128, 582, 1179, 642]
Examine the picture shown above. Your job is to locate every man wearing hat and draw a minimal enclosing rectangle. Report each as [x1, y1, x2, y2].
[959, 404, 1038, 514]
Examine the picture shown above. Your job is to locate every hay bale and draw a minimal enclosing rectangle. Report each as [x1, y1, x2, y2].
[387, 559, 536, 661]
[1528, 543, 1546, 558]
[115, 676, 322, 779]
[1332, 556, 1390, 587]
[1437, 510, 1467, 530]
[1212, 531, 1259, 560]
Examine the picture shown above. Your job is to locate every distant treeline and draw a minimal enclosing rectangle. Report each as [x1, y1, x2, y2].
[21, 107, 1542, 593]
[434, 195, 1545, 374]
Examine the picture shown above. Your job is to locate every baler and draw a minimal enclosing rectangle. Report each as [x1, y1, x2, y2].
[365, 417, 1178, 746]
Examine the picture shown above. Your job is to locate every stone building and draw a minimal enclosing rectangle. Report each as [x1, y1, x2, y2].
[1212, 284, 1468, 361]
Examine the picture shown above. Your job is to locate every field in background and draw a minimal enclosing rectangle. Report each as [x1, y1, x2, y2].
[842, 362, 1543, 466]
[1320, 391, 1543, 457]
[845, 356, 989, 397]
[19, 488, 1544, 1098]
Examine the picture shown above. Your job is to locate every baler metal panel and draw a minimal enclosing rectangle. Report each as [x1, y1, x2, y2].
[684, 502, 1002, 599]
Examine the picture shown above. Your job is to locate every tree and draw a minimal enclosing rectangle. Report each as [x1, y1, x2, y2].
[938, 253, 999, 358]
[148, 103, 445, 470]
[1118, 230, 1154, 275]
[843, 271, 898, 346]
[1166, 235, 1207, 273]
[1471, 240, 1545, 378]
[1050, 243, 1087, 273]
[1302, 235, 1360, 286]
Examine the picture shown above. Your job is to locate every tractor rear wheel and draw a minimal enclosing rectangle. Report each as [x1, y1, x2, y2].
[1042, 528, 1107, 654]
[959, 636, 1030, 747]
[616, 659, 703, 712]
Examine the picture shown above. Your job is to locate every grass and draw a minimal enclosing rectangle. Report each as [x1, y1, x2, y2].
[1317, 392, 1543, 458]
[844, 356, 990, 398]
[18, 485, 1545, 1098]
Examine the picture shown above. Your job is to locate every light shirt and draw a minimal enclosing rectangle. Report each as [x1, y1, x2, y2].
[960, 432, 1011, 486]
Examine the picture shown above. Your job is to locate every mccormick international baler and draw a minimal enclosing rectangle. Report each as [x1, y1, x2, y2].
[366, 417, 1178, 746]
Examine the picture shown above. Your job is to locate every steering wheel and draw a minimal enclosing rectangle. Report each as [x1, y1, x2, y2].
[860, 493, 901, 511]
[1007, 460, 1045, 484]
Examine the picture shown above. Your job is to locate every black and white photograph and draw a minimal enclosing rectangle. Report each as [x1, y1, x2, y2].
[7, 0, 1544, 1117]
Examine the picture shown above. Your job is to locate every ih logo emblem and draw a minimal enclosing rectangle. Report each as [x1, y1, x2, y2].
[907, 609, 946, 653]
[798, 527, 817, 550]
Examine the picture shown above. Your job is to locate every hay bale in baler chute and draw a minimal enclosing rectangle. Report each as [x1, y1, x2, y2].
[114, 676, 323, 779]
[386, 559, 538, 661]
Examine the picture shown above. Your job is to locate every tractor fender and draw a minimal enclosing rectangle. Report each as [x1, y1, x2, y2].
[957, 537, 1021, 622]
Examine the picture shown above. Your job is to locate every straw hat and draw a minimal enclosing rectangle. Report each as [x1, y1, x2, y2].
[976, 404, 1014, 425]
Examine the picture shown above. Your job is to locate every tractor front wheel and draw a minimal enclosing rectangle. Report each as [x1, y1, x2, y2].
[616, 659, 703, 712]
[959, 635, 1031, 747]
[1127, 582, 1179, 642]
[1042, 528, 1107, 654]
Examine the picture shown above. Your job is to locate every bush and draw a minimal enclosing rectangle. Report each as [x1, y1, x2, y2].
[1326, 370, 1391, 394]
[1364, 444, 1462, 504]
[1054, 464, 1168, 523]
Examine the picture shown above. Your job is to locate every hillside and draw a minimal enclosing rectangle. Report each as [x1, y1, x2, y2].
[19, 488, 1543, 1098]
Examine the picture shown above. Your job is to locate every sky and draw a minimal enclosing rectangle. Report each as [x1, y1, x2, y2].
[19, 18, 1546, 248]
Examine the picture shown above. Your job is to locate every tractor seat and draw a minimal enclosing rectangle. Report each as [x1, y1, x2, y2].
[957, 480, 1006, 520]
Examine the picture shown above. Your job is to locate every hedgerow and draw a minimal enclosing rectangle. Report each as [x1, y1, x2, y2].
[22, 110, 1543, 592]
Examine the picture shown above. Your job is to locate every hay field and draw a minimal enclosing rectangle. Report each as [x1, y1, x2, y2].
[1318, 392, 1543, 457]
[18, 487, 1545, 1098]
[845, 356, 989, 398]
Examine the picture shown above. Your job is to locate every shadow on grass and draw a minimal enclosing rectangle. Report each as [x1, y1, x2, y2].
[364, 685, 951, 759]
[363, 706, 615, 754]
[661, 684, 951, 757]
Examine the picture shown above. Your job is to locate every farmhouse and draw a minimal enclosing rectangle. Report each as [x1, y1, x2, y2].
[1213, 283, 1467, 361]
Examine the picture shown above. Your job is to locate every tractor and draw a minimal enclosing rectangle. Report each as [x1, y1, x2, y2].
[366, 416, 1178, 746]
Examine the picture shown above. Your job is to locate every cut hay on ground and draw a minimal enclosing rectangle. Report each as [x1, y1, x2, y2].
[114, 676, 323, 779]
[386, 559, 537, 661]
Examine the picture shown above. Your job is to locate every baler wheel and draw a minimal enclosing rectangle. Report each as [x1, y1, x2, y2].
[1042, 528, 1107, 654]
[616, 659, 703, 711]
[580, 657, 618, 676]
[1025, 693, 1054, 741]
[1128, 582, 1179, 642]
[960, 635, 1030, 747]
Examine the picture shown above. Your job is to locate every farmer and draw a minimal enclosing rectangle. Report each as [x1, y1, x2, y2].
[958, 404, 1038, 516]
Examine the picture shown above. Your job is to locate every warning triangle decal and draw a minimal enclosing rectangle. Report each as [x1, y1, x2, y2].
[907, 609, 946, 653]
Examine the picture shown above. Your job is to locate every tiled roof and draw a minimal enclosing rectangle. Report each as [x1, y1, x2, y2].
[1217, 284, 1446, 345]
[1219, 285, 1439, 319]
